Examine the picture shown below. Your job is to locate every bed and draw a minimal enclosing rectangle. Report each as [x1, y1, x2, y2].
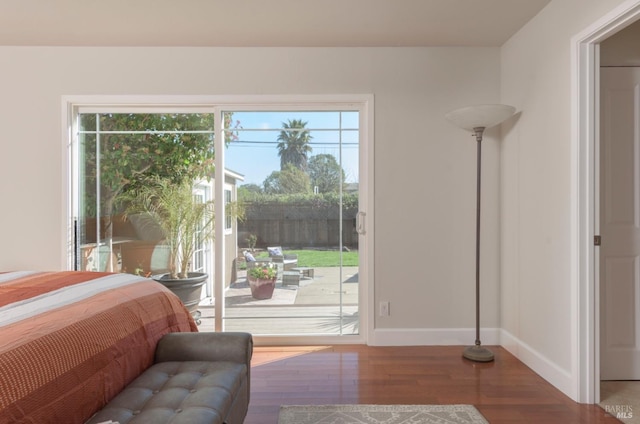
[0, 271, 197, 423]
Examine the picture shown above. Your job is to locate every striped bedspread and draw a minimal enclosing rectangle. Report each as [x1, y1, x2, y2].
[0, 271, 197, 424]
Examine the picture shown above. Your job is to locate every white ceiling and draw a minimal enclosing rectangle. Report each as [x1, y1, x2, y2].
[0, 0, 551, 47]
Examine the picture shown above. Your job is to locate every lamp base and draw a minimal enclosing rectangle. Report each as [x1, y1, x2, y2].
[463, 345, 495, 362]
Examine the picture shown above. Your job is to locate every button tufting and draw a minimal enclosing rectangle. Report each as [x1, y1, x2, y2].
[132, 410, 140, 415]
[190, 389, 196, 393]
[153, 390, 159, 394]
[176, 408, 183, 413]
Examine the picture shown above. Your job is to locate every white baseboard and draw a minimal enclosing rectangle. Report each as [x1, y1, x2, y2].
[499, 329, 575, 401]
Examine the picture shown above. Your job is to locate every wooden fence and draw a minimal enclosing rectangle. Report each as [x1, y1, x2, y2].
[237, 203, 359, 249]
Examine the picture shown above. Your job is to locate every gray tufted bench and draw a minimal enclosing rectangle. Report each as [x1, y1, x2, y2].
[86, 332, 252, 424]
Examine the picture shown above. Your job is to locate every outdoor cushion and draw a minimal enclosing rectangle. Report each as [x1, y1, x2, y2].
[267, 247, 283, 256]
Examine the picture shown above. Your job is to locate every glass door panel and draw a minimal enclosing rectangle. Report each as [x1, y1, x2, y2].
[222, 110, 360, 336]
[74, 112, 216, 284]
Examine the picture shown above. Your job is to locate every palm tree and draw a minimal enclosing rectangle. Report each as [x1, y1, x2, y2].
[276, 119, 313, 172]
[121, 176, 215, 280]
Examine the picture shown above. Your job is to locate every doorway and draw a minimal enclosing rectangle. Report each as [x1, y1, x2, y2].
[216, 109, 363, 338]
[598, 22, 640, 417]
[573, 0, 640, 405]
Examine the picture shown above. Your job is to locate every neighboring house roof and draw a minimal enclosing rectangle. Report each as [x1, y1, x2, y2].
[224, 168, 245, 183]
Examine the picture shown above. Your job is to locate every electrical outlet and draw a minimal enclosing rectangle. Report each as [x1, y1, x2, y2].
[379, 301, 390, 317]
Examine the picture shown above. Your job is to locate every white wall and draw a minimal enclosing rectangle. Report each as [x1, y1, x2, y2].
[500, 0, 631, 400]
[0, 47, 502, 337]
[601, 19, 640, 65]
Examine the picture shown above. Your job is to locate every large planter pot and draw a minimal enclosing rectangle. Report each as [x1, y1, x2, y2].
[152, 272, 207, 324]
[248, 277, 276, 300]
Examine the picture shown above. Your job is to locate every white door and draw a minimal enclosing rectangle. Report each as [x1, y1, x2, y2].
[600, 67, 640, 380]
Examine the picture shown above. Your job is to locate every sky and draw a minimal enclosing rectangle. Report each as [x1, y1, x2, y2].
[223, 111, 359, 187]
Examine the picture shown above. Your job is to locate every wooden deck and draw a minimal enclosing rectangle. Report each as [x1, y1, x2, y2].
[197, 265, 360, 335]
[197, 305, 360, 335]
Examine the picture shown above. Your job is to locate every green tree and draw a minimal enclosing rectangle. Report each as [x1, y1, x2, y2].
[80, 112, 238, 268]
[120, 176, 215, 279]
[238, 183, 263, 196]
[308, 154, 345, 193]
[263, 163, 312, 194]
[276, 119, 313, 172]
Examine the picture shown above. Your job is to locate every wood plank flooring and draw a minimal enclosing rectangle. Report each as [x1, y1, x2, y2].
[245, 345, 620, 424]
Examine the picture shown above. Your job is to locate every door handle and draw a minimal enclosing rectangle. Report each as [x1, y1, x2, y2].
[356, 211, 366, 235]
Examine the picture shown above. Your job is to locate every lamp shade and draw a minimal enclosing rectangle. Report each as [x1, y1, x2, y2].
[445, 104, 516, 132]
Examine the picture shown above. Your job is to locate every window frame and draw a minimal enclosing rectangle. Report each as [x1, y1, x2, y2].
[224, 185, 233, 235]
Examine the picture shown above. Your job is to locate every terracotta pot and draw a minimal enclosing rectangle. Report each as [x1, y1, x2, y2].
[248, 277, 276, 300]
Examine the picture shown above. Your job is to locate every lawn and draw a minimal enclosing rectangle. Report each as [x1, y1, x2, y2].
[253, 249, 359, 267]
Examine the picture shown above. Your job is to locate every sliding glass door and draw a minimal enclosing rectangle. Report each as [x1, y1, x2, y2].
[221, 110, 360, 336]
[69, 98, 369, 341]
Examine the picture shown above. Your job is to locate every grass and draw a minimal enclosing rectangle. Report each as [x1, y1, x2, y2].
[252, 249, 359, 267]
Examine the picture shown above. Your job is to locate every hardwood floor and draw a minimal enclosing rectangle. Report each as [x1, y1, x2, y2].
[245, 345, 620, 424]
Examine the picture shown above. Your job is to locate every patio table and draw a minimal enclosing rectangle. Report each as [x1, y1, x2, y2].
[291, 267, 314, 279]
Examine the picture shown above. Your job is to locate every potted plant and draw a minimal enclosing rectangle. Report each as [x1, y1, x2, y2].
[247, 262, 278, 299]
[120, 176, 215, 318]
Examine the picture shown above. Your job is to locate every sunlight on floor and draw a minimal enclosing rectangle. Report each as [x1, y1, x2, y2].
[250, 345, 332, 366]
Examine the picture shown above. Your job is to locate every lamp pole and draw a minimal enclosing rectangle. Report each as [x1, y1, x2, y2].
[461, 127, 494, 362]
[475, 128, 482, 347]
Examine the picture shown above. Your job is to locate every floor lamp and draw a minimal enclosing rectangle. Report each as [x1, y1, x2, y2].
[445, 104, 515, 362]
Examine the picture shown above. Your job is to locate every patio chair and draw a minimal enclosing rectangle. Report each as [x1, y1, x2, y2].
[267, 246, 298, 270]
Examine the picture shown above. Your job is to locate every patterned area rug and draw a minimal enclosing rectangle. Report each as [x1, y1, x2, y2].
[278, 404, 489, 424]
